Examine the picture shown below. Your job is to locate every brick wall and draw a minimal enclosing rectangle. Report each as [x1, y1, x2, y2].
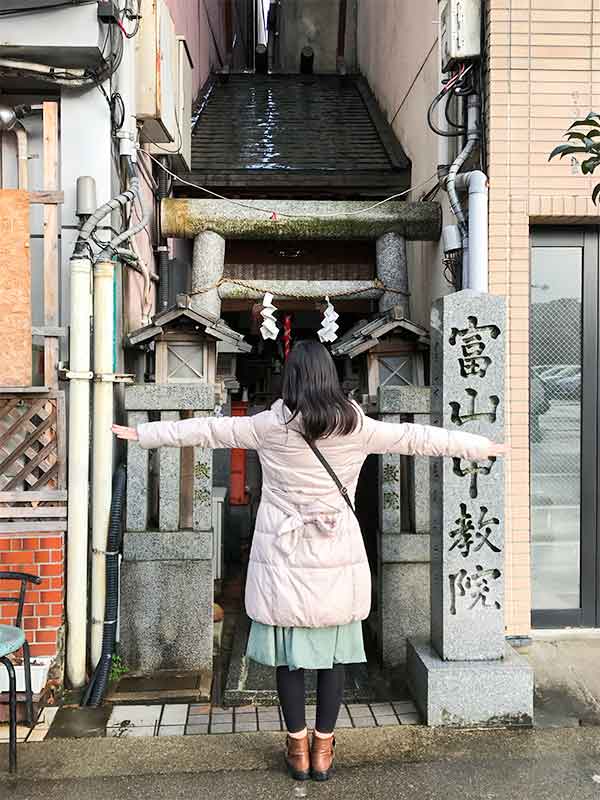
[0, 534, 64, 658]
[487, 0, 600, 635]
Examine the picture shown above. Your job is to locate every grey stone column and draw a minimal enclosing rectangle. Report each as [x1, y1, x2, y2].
[378, 386, 432, 667]
[408, 290, 533, 727]
[191, 231, 225, 317]
[120, 383, 216, 680]
[376, 232, 410, 314]
[158, 411, 181, 532]
[192, 410, 213, 532]
[126, 411, 149, 531]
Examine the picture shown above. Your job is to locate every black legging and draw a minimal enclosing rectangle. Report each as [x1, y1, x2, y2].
[276, 664, 345, 734]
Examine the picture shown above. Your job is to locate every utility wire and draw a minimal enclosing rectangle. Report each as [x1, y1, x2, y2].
[141, 149, 438, 219]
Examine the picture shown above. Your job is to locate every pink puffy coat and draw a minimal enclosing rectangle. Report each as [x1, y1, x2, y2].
[137, 400, 492, 629]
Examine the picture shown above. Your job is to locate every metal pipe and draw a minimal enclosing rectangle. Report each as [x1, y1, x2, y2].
[91, 259, 115, 669]
[14, 122, 28, 190]
[158, 157, 170, 310]
[445, 93, 480, 238]
[66, 256, 92, 688]
[455, 170, 488, 292]
[337, 0, 347, 65]
[0, 103, 28, 189]
[300, 46, 314, 75]
[255, 43, 268, 74]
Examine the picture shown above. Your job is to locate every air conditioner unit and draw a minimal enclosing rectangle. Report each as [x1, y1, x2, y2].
[136, 0, 178, 144]
[147, 36, 194, 170]
[439, 0, 481, 72]
[0, 2, 105, 69]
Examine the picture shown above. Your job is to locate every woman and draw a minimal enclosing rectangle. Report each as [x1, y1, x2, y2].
[113, 340, 506, 782]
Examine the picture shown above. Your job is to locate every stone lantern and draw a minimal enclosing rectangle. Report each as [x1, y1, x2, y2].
[119, 297, 249, 694]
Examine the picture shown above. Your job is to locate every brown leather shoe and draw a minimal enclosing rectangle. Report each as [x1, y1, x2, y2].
[285, 734, 311, 781]
[310, 734, 335, 781]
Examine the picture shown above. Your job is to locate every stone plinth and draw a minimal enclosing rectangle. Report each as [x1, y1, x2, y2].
[122, 382, 216, 676]
[407, 639, 533, 727]
[124, 383, 215, 411]
[120, 530, 213, 672]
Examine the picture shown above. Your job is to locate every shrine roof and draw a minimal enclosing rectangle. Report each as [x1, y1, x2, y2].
[331, 305, 429, 358]
[126, 297, 252, 352]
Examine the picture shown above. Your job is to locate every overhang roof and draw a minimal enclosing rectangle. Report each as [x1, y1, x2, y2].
[331, 305, 429, 358]
[126, 297, 251, 352]
[177, 73, 411, 198]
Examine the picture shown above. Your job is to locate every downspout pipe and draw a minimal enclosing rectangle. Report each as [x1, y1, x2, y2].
[14, 123, 28, 190]
[445, 93, 480, 238]
[0, 103, 29, 189]
[66, 256, 92, 688]
[454, 170, 488, 292]
[444, 93, 488, 291]
[157, 157, 170, 310]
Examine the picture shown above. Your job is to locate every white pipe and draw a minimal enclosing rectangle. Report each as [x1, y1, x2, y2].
[66, 256, 92, 688]
[455, 170, 489, 292]
[91, 259, 115, 668]
[14, 122, 28, 190]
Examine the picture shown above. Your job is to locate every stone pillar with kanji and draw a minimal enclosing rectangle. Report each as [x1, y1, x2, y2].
[407, 290, 533, 727]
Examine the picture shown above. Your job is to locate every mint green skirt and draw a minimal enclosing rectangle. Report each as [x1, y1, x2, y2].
[246, 620, 367, 672]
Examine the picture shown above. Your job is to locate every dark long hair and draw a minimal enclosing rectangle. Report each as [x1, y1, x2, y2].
[281, 340, 359, 441]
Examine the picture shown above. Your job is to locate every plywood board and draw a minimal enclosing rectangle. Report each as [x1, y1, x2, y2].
[0, 189, 31, 386]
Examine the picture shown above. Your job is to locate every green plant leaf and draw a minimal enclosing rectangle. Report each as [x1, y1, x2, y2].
[592, 182, 600, 205]
[581, 156, 600, 174]
[566, 132, 600, 149]
[569, 117, 600, 129]
[548, 143, 587, 161]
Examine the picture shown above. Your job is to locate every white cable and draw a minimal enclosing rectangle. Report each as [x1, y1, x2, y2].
[141, 148, 438, 219]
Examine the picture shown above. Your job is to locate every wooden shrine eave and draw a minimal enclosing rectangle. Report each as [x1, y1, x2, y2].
[126, 297, 251, 352]
[331, 305, 430, 359]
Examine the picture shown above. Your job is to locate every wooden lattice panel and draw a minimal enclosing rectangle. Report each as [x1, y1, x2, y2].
[0, 393, 65, 492]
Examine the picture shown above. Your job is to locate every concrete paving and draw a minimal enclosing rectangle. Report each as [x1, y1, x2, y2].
[1, 726, 600, 799]
[524, 635, 600, 727]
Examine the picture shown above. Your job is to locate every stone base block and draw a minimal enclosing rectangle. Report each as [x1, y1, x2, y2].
[120, 530, 213, 674]
[407, 638, 533, 727]
[380, 561, 430, 667]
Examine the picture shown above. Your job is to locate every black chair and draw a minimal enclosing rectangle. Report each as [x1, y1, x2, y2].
[0, 571, 42, 773]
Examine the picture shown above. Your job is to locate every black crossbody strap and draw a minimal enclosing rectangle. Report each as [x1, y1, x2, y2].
[301, 434, 357, 518]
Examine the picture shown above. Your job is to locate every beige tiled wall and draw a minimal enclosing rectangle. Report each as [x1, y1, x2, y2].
[487, 0, 600, 634]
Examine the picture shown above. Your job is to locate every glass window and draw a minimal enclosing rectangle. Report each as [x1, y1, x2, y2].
[530, 245, 582, 610]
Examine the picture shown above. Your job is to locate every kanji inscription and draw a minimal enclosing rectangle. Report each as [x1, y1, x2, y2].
[430, 291, 506, 661]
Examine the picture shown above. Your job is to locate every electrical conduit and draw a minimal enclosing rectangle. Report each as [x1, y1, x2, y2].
[82, 464, 126, 707]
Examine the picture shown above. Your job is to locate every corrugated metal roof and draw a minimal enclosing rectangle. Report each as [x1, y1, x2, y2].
[190, 74, 409, 175]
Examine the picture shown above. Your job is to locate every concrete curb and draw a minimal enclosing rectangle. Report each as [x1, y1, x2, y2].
[2, 724, 600, 784]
